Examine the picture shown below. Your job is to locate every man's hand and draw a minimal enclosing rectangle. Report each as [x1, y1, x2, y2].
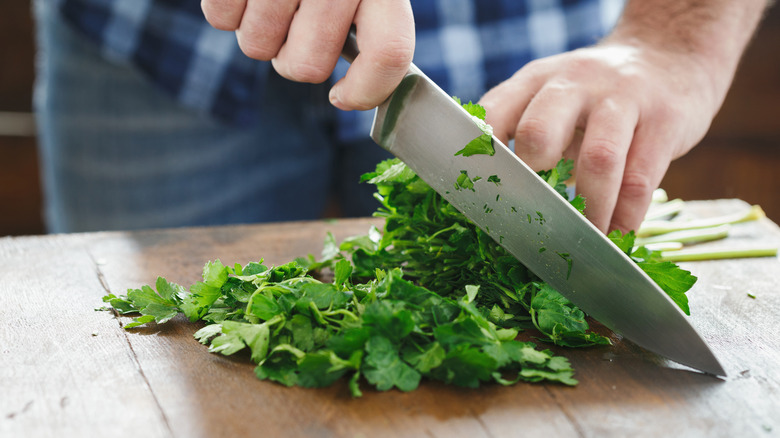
[480, 42, 717, 234]
[201, 0, 415, 111]
[480, 0, 769, 234]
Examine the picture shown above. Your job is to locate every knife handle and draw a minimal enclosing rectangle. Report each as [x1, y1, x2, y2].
[341, 28, 359, 64]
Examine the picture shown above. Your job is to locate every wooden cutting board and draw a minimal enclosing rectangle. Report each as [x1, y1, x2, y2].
[1, 199, 778, 437]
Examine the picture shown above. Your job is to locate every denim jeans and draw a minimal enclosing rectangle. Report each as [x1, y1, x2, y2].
[33, 1, 391, 233]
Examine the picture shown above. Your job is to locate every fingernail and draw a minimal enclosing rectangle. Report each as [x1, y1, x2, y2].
[270, 57, 280, 73]
[329, 87, 342, 108]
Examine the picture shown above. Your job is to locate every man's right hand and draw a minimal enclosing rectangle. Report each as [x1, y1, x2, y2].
[201, 0, 415, 111]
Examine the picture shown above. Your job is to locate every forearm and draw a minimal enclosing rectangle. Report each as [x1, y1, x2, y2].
[606, 0, 771, 106]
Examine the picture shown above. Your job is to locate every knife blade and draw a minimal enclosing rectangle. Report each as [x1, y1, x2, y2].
[342, 33, 725, 377]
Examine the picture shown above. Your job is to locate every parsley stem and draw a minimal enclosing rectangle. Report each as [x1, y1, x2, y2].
[644, 198, 685, 221]
[638, 205, 765, 237]
[651, 188, 669, 203]
[635, 224, 730, 247]
[659, 246, 778, 262]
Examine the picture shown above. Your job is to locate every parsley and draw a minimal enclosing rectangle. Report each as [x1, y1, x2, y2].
[455, 134, 494, 157]
[454, 99, 495, 157]
[455, 170, 476, 191]
[322, 156, 611, 348]
[105, 264, 577, 396]
[608, 230, 697, 315]
[103, 99, 696, 397]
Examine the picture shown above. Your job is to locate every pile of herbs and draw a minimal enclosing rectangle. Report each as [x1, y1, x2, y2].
[102, 101, 696, 397]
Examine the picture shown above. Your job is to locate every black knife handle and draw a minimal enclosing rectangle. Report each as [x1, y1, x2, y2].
[341, 27, 359, 64]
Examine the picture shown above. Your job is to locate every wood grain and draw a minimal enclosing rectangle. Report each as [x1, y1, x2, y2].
[1, 205, 779, 438]
[0, 232, 171, 437]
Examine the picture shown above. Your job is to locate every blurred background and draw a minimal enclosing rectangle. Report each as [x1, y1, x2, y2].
[1, 2, 779, 236]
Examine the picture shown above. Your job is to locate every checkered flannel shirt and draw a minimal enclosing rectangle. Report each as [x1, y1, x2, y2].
[55, 0, 624, 141]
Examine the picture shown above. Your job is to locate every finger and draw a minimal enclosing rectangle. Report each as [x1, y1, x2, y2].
[608, 125, 676, 233]
[329, 0, 415, 111]
[512, 80, 586, 171]
[235, 0, 299, 60]
[574, 99, 639, 233]
[202, 0, 247, 30]
[272, 0, 360, 83]
[479, 65, 547, 146]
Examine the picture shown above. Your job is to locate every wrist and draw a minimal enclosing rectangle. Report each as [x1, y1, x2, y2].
[604, 0, 769, 108]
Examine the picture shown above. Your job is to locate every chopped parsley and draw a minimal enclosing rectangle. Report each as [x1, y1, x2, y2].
[102, 98, 697, 397]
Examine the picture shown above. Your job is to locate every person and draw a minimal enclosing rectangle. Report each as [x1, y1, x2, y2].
[34, 0, 769, 234]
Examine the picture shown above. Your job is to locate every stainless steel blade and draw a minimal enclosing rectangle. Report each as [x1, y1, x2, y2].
[368, 65, 725, 377]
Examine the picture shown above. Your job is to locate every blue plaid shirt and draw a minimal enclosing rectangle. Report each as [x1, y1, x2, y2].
[55, 0, 624, 141]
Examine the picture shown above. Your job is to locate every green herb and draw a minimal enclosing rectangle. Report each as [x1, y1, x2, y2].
[638, 204, 765, 237]
[455, 134, 494, 157]
[608, 230, 696, 315]
[458, 99, 487, 120]
[637, 199, 775, 261]
[659, 246, 778, 262]
[105, 263, 577, 396]
[555, 252, 573, 280]
[103, 99, 700, 397]
[539, 159, 586, 215]
[454, 100, 495, 157]
[321, 156, 613, 348]
[455, 170, 476, 191]
[636, 224, 730, 247]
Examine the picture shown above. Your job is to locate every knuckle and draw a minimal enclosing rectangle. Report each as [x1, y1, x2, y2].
[201, 0, 240, 31]
[371, 36, 415, 73]
[545, 78, 576, 95]
[515, 118, 552, 153]
[620, 170, 655, 200]
[580, 139, 622, 174]
[206, 19, 236, 32]
[339, 91, 376, 111]
[564, 54, 607, 78]
[236, 34, 277, 60]
[598, 97, 624, 114]
[236, 18, 290, 61]
[515, 57, 547, 77]
[652, 102, 685, 125]
[609, 170, 658, 233]
[611, 63, 645, 85]
[282, 61, 332, 84]
[567, 56, 595, 73]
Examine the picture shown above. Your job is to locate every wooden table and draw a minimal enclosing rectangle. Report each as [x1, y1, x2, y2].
[2, 199, 779, 438]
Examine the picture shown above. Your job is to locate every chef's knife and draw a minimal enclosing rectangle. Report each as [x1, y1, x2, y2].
[342, 33, 725, 377]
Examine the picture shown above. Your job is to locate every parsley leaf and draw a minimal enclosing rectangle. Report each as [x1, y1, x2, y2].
[455, 134, 495, 157]
[636, 261, 695, 315]
[461, 100, 487, 120]
[363, 336, 421, 391]
[455, 170, 476, 191]
[454, 100, 495, 157]
[608, 229, 696, 315]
